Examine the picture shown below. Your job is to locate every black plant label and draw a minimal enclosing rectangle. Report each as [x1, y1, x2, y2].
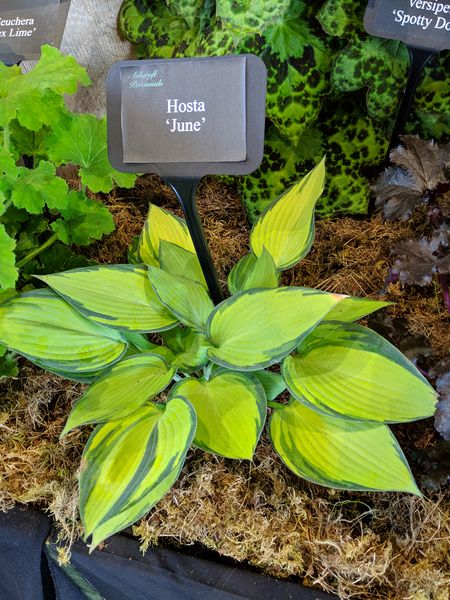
[119, 56, 247, 164]
[364, 0, 450, 51]
[0, 0, 71, 63]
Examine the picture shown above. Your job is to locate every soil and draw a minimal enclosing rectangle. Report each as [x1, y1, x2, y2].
[0, 175, 449, 599]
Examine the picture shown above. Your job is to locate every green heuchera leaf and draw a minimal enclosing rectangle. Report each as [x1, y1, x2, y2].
[37, 265, 178, 333]
[269, 399, 420, 493]
[251, 158, 325, 270]
[46, 114, 136, 193]
[62, 353, 176, 435]
[284, 322, 437, 423]
[216, 0, 291, 34]
[0, 224, 17, 290]
[171, 371, 266, 459]
[207, 287, 345, 370]
[161, 327, 210, 371]
[0, 289, 127, 373]
[11, 162, 68, 214]
[80, 396, 196, 548]
[0, 45, 90, 130]
[325, 297, 392, 322]
[139, 203, 195, 266]
[227, 249, 279, 295]
[159, 240, 206, 286]
[149, 266, 213, 331]
[332, 38, 409, 121]
[0, 146, 19, 180]
[50, 191, 115, 246]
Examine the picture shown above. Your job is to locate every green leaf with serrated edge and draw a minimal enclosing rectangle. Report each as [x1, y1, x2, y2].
[0, 289, 127, 373]
[171, 372, 266, 459]
[37, 265, 178, 333]
[166, 0, 202, 28]
[80, 396, 196, 548]
[46, 114, 136, 193]
[269, 399, 419, 493]
[229, 248, 279, 295]
[324, 297, 393, 323]
[284, 321, 437, 423]
[332, 38, 409, 121]
[139, 203, 195, 266]
[0, 45, 89, 129]
[50, 191, 115, 246]
[317, 0, 365, 39]
[253, 370, 286, 401]
[62, 353, 176, 436]
[251, 159, 325, 270]
[159, 240, 206, 287]
[0, 146, 19, 179]
[11, 162, 68, 214]
[161, 327, 210, 371]
[0, 224, 17, 290]
[206, 287, 345, 371]
[216, 0, 291, 34]
[149, 266, 214, 331]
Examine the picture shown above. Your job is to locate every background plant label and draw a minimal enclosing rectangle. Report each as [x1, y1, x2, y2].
[119, 56, 247, 164]
[0, 0, 71, 63]
[364, 0, 450, 51]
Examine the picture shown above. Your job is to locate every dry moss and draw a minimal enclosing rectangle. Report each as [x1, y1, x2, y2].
[1, 176, 449, 599]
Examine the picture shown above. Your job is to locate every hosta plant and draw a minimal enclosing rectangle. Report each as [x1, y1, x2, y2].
[0, 161, 437, 548]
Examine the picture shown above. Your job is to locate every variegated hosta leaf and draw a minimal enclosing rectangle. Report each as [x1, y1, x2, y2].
[161, 327, 210, 371]
[207, 287, 345, 370]
[139, 203, 195, 266]
[149, 266, 214, 331]
[269, 399, 419, 493]
[324, 297, 392, 322]
[0, 290, 126, 373]
[159, 240, 206, 287]
[227, 249, 279, 295]
[284, 322, 437, 423]
[61, 354, 176, 435]
[37, 265, 178, 333]
[250, 158, 325, 270]
[253, 370, 286, 401]
[171, 372, 266, 459]
[80, 396, 196, 548]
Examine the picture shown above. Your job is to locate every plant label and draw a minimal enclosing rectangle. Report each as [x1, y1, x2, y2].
[364, 0, 450, 51]
[107, 55, 267, 177]
[0, 0, 71, 64]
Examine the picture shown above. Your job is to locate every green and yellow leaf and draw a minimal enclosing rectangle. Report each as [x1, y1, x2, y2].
[37, 265, 178, 333]
[80, 396, 196, 548]
[207, 287, 345, 370]
[250, 158, 326, 270]
[159, 240, 206, 286]
[139, 203, 195, 266]
[228, 249, 279, 295]
[284, 321, 437, 422]
[171, 372, 266, 459]
[0, 290, 127, 373]
[269, 399, 419, 493]
[149, 266, 214, 331]
[62, 354, 176, 435]
[161, 327, 210, 371]
[253, 370, 286, 401]
[325, 297, 392, 322]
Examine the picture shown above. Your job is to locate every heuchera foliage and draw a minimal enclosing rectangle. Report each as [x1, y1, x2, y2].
[0, 46, 137, 294]
[118, 0, 449, 221]
[0, 161, 437, 548]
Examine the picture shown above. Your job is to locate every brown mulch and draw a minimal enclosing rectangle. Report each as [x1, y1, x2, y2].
[1, 175, 449, 599]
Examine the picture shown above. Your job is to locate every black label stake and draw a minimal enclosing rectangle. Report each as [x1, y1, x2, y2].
[389, 46, 436, 151]
[167, 178, 224, 305]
